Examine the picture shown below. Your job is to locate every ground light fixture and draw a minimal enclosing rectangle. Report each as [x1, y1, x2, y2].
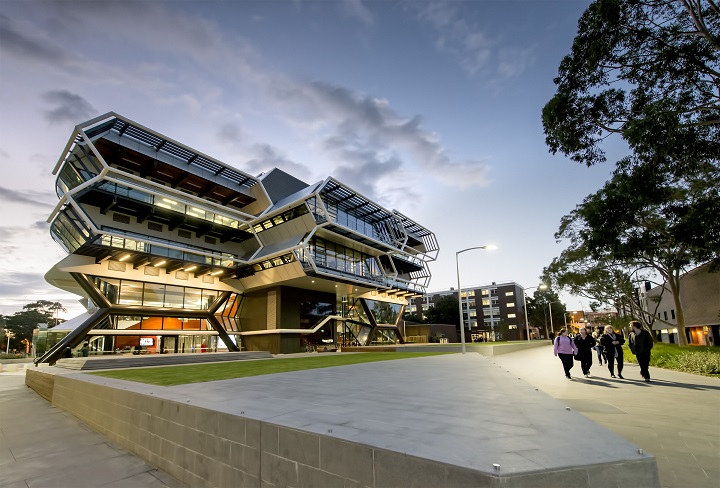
[456, 244, 497, 354]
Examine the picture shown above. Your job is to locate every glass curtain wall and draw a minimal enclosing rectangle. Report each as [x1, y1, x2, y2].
[309, 237, 382, 280]
[91, 277, 220, 309]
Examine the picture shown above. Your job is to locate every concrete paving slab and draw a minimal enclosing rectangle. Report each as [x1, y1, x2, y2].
[72, 353, 657, 483]
[0, 373, 185, 488]
[490, 344, 720, 488]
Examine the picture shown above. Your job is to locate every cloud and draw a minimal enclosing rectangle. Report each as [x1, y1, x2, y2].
[270, 79, 489, 197]
[0, 186, 56, 208]
[0, 271, 71, 316]
[0, 14, 71, 64]
[42, 90, 96, 124]
[340, 0, 374, 25]
[331, 148, 403, 198]
[244, 144, 312, 181]
[415, 1, 534, 80]
[216, 123, 243, 146]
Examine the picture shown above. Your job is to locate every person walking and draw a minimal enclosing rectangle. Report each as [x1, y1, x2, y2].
[574, 327, 596, 377]
[592, 328, 605, 365]
[553, 327, 578, 380]
[629, 320, 654, 382]
[600, 325, 625, 379]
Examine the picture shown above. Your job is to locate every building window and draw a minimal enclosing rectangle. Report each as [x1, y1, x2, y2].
[508, 313, 516, 318]
[505, 291, 514, 296]
[671, 309, 675, 319]
[664, 311, 668, 320]
[506, 302, 515, 307]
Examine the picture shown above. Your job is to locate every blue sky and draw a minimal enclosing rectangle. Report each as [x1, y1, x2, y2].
[0, 0, 616, 318]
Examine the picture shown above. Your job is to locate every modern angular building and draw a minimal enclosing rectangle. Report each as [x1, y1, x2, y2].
[38, 113, 438, 363]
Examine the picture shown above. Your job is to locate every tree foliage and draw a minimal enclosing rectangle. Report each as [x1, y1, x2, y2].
[525, 289, 567, 338]
[423, 295, 460, 326]
[1, 301, 67, 349]
[543, 156, 720, 344]
[543, 0, 720, 346]
[543, 0, 719, 167]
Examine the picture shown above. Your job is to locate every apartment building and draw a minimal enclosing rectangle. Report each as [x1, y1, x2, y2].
[38, 112, 438, 363]
[406, 282, 532, 341]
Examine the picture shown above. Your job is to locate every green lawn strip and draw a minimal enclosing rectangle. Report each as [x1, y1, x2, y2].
[90, 352, 449, 386]
[422, 341, 538, 346]
[622, 342, 720, 377]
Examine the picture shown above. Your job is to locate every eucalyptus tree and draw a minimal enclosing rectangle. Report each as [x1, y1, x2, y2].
[543, 0, 720, 346]
[548, 157, 720, 345]
[543, 0, 719, 168]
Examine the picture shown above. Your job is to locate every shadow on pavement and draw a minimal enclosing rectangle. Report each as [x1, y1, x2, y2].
[620, 377, 720, 391]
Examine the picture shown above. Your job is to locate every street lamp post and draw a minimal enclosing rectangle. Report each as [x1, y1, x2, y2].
[4, 329, 15, 355]
[547, 300, 563, 337]
[521, 284, 547, 341]
[456, 245, 496, 354]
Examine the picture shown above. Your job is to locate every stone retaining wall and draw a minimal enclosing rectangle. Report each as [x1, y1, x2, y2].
[26, 366, 658, 488]
[33, 372, 508, 488]
[25, 369, 54, 401]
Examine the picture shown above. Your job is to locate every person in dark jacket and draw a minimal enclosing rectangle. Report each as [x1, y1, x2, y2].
[574, 327, 596, 377]
[600, 325, 625, 379]
[629, 320, 654, 382]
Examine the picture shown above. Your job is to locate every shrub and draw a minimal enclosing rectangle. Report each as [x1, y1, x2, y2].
[673, 352, 720, 375]
[623, 342, 720, 377]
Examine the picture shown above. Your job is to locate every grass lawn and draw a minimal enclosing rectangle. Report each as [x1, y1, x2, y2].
[421, 341, 542, 346]
[622, 342, 720, 378]
[90, 352, 449, 386]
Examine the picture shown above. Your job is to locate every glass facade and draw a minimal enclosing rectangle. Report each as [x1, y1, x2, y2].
[309, 237, 382, 280]
[370, 328, 400, 345]
[252, 204, 309, 233]
[50, 206, 94, 253]
[56, 142, 103, 198]
[99, 228, 237, 267]
[96, 181, 244, 230]
[92, 276, 222, 310]
[299, 300, 335, 329]
[364, 299, 403, 325]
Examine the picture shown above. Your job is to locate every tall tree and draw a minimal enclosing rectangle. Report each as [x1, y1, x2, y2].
[3, 301, 67, 348]
[543, 0, 719, 168]
[549, 158, 720, 345]
[543, 0, 720, 346]
[526, 289, 567, 338]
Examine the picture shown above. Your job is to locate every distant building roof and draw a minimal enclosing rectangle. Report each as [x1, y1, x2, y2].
[51, 312, 93, 331]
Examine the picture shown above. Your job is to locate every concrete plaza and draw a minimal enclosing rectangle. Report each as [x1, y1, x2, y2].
[490, 345, 720, 488]
[1, 345, 717, 487]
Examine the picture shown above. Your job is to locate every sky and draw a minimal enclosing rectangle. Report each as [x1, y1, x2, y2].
[0, 0, 618, 320]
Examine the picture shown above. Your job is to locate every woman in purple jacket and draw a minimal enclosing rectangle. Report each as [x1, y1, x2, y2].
[553, 327, 578, 379]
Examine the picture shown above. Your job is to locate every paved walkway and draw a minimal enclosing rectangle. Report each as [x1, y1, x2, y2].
[489, 345, 720, 488]
[2, 347, 718, 488]
[0, 370, 185, 488]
